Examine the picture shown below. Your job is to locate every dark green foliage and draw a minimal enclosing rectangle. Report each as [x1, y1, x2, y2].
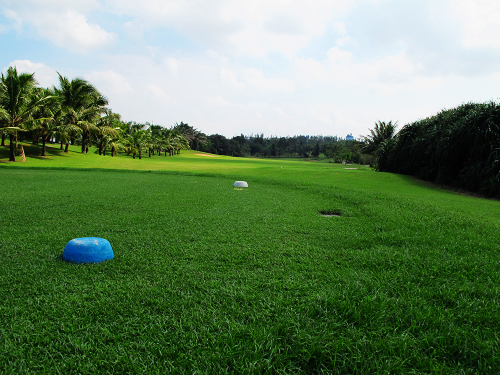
[362, 120, 398, 155]
[379, 102, 500, 197]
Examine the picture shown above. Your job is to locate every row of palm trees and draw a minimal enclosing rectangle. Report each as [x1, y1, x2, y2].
[0, 66, 189, 161]
[118, 122, 189, 159]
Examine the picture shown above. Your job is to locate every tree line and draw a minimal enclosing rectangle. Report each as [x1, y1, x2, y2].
[362, 102, 500, 197]
[1, 65, 371, 164]
[192, 132, 369, 163]
[0, 66, 190, 162]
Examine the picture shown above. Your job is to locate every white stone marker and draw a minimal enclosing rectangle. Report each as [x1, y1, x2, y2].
[234, 181, 248, 188]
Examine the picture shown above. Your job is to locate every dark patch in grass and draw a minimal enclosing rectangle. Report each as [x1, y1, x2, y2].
[318, 209, 342, 217]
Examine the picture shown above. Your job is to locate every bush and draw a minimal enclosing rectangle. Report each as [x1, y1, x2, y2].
[379, 102, 500, 197]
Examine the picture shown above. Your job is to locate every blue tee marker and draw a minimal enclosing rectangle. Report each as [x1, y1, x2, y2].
[63, 237, 114, 264]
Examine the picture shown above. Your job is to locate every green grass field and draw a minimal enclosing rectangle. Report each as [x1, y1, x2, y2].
[1, 143, 499, 373]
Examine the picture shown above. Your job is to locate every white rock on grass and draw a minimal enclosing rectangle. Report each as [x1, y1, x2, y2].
[234, 181, 248, 188]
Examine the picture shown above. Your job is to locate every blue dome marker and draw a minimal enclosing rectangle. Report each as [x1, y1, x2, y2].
[63, 237, 114, 264]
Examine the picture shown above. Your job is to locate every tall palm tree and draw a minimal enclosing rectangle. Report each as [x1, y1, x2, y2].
[55, 73, 108, 153]
[362, 120, 398, 154]
[172, 133, 190, 155]
[56, 122, 80, 152]
[93, 109, 120, 155]
[123, 129, 146, 159]
[0, 66, 42, 161]
[28, 87, 60, 156]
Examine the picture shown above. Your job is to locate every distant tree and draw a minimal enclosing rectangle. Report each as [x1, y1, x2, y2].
[172, 121, 206, 150]
[208, 134, 229, 155]
[270, 143, 277, 157]
[312, 142, 320, 158]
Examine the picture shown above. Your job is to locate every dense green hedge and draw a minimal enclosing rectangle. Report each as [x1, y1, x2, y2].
[378, 102, 500, 197]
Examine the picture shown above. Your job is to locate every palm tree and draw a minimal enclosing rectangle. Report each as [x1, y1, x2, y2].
[56, 122, 80, 152]
[172, 133, 190, 155]
[362, 120, 398, 154]
[123, 129, 146, 159]
[0, 66, 42, 161]
[93, 109, 120, 155]
[55, 73, 108, 153]
[28, 87, 60, 156]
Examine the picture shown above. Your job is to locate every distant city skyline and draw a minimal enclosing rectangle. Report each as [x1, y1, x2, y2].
[1, 0, 499, 138]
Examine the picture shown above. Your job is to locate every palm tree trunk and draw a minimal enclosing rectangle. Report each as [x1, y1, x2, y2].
[1, 133, 5, 146]
[139, 149, 142, 159]
[64, 143, 69, 152]
[9, 134, 16, 161]
[81, 134, 86, 153]
[41, 137, 47, 156]
[60, 141, 63, 150]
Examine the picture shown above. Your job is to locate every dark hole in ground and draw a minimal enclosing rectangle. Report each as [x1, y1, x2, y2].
[318, 210, 342, 217]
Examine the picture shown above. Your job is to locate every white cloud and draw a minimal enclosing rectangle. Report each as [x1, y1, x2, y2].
[205, 95, 232, 107]
[2, 0, 102, 14]
[219, 67, 244, 88]
[146, 83, 171, 103]
[295, 48, 421, 95]
[326, 46, 352, 65]
[4, 60, 58, 87]
[3, 9, 23, 32]
[308, 106, 334, 125]
[2, 1, 116, 53]
[31, 10, 116, 53]
[84, 70, 133, 96]
[449, 0, 500, 48]
[243, 68, 294, 92]
[164, 58, 180, 76]
[102, 0, 368, 57]
[332, 21, 347, 35]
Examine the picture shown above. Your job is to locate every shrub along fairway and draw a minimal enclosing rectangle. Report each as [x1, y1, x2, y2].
[1, 143, 499, 373]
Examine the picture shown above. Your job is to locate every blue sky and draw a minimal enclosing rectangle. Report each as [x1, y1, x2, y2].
[1, 0, 500, 138]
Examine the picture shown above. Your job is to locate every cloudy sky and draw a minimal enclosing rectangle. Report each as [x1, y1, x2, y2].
[1, 0, 500, 138]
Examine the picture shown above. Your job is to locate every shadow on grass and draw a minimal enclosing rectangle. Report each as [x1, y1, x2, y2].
[0, 143, 73, 161]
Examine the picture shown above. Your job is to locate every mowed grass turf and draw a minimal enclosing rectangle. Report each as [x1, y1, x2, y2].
[1, 144, 499, 373]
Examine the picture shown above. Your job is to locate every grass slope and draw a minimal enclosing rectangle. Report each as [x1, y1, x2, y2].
[1, 143, 499, 373]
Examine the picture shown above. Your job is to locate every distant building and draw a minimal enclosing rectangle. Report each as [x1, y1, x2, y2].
[346, 133, 354, 141]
